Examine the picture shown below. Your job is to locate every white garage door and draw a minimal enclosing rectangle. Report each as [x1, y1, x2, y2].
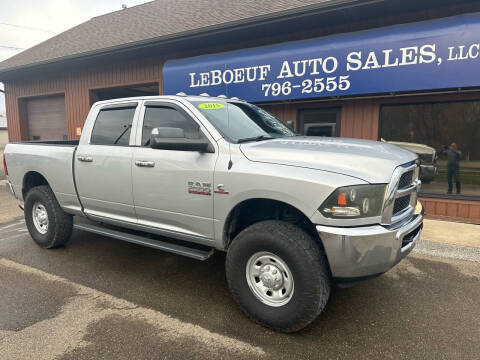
[26, 95, 67, 140]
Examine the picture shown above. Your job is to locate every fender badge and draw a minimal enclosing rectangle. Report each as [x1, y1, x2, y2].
[214, 184, 229, 195]
[188, 181, 212, 196]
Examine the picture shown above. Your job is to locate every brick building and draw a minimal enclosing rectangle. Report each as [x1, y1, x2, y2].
[0, 0, 479, 222]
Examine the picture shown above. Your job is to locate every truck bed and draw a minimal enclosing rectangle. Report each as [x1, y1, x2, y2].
[4, 142, 81, 213]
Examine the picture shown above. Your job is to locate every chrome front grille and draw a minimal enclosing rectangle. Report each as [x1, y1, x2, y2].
[393, 194, 411, 214]
[381, 162, 421, 225]
[398, 170, 413, 189]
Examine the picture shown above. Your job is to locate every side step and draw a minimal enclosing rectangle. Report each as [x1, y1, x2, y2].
[73, 223, 214, 261]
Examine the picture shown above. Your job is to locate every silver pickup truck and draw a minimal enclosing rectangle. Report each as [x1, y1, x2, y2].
[3, 95, 423, 332]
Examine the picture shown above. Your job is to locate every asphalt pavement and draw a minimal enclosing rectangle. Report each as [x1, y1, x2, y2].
[0, 201, 479, 359]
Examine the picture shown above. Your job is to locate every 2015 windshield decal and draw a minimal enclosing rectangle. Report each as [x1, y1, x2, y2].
[198, 103, 224, 110]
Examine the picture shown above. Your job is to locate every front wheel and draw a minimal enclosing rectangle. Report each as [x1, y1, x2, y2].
[225, 220, 331, 333]
[24, 185, 73, 249]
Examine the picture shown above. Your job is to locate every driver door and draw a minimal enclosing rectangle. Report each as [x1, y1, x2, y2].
[132, 100, 218, 243]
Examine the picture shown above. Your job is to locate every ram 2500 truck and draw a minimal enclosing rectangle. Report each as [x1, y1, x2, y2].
[3, 95, 423, 332]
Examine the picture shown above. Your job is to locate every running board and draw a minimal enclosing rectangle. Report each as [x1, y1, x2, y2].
[73, 223, 214, 261]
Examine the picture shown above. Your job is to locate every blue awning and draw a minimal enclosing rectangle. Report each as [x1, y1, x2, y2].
[164, 13, 480, 102]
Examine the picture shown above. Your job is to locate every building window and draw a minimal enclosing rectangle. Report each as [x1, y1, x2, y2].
[381, 101, 480, 199]
[298, 108, 340, 137]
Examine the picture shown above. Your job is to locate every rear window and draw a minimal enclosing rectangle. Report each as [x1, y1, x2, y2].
[90, 106, 136, 146]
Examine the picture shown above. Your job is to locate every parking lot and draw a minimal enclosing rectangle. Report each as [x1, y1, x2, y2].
[0, 184, 479, 359]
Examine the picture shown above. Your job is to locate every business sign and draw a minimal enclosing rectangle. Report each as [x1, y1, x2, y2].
[163, 13, 480, 102]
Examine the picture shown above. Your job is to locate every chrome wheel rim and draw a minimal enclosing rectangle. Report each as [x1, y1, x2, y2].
[32, 202, 49, 234]
[246, 252, 294, 307]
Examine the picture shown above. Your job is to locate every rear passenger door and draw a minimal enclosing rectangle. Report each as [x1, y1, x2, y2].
[75, 102, 140, 223]
[132, 100, 218, 243]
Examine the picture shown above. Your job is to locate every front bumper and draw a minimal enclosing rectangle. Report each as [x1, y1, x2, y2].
[316, 202, 423, 281]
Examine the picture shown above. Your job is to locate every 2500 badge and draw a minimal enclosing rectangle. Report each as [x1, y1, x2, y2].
[188, 181, 212, 195]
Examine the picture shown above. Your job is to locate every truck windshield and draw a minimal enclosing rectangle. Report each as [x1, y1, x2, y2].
[189, 100, 295, 143]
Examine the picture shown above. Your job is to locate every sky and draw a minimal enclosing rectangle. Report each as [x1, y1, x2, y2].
[0, 0, 152, 119]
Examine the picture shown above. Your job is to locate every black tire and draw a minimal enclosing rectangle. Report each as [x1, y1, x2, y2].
[24, 185, 73, 249]
[226, 220, 331, 333]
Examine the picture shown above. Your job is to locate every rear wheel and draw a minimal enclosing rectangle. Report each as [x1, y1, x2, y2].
[24, 185, 73, 249]
[226, 220, 331, 333]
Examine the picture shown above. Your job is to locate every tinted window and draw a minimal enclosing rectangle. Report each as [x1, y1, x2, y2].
[381, 101, 480, 198]
[142, 106, 201, 146]
[91, 107, 136, 146]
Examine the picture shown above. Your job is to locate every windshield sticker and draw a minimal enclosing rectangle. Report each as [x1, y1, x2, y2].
[198, 103, 224, 110]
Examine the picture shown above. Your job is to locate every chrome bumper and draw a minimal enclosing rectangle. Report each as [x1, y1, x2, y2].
[316, 202, 423, 280]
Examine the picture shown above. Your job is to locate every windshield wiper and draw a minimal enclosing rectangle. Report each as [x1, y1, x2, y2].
[237, 135, 274, 144]
[113, 124, 132, 145]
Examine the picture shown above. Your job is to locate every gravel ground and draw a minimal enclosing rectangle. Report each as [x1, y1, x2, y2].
[414, 239, 480, 263]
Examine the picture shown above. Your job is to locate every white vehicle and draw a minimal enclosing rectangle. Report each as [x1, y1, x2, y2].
[3, 95, 423, 332]
[383, 139, 437, 183]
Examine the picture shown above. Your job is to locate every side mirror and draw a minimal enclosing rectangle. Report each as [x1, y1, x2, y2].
[150, 127, 212, 153]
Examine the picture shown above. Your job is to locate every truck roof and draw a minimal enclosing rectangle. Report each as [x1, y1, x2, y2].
[92, 94, 244, 107]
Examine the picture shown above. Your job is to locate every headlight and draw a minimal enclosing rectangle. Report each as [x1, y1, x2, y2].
[320, 184, 387, 218]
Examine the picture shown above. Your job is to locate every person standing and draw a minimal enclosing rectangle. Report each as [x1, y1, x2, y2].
[444, 142, 461, 194]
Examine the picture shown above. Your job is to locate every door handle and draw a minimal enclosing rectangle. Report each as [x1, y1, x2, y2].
[77, 155, 93, 162]
[135, 160, 155, 168]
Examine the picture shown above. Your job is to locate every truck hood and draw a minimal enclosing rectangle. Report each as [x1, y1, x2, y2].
[383, 140, 436, 155]
[239, 137, 417, 183]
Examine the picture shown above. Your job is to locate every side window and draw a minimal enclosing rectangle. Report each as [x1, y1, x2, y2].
[142, 106, 201, 146]
[90, 106, 136, 146]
